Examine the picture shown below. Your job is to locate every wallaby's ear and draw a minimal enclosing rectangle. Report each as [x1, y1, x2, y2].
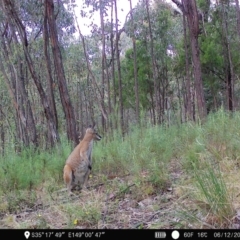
[92, 121, 96, 129]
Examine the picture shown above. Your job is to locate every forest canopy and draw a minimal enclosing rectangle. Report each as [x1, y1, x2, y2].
[0, 0, 239, 152]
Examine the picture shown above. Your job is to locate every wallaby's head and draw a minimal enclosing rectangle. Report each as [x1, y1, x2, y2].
[86, 125, 102, 141]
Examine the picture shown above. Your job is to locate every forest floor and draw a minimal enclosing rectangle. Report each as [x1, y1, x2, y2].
[0, 160, 187, 229]
[2, 112, 240, 229]
[1, 158, 240, 229]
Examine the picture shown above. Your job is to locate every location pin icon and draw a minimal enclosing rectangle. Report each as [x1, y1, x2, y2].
[24, 231, 30, 239]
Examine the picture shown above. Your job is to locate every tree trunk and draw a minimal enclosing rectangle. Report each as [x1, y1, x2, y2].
[182, 8, 193, 121]
[114, 0, 124, 133]
[73, 10, 108, 125]
[146, 0, 160, 124]
[184, 0, 206, 120]
[0, 32, 38, 147]
[0, 101, 4, 156]
[111, 0, 116, 108]
[220, 1, 234, 111]
[1, 21, 38, 146]
[100, 2, 107, 131]
[130, 0, 140, 124]
[236, 0, 240, 38]
[172, 0, 206, 120]
[45, 0, 78, 145]
[43, 2, 58, 142]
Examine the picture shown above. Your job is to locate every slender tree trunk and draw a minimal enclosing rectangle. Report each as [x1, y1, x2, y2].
[18, 61, 38, 146]
[43, 3, 58, 137]
[0, 102, 4, 156]
[182, 8, 193, 121]
[220, 1, 234, 111]
[0, 56, 27, 144]
[110, 0, 117, 130]
[86, 73, 95, 124]
[73, 10, 108, 124]
[144, 38, 156, 124]
[111, 0, 116, 108]
[236, 0, 240, 38]
[145, 0, 159, 124]
[77, 82, 84, 137]
[0, 34, 38, 147]
[114, 0, 124, 133]
[100, 2, 107, 131]
[3, 23, 37, 146]
[130, 0, 140, 124]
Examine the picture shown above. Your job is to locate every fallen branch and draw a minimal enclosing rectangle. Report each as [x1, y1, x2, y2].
[132, 210, 162, 229]
[109, 183, 136, 201]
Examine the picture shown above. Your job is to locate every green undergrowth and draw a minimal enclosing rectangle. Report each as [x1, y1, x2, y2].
[0, 109, 240, 228]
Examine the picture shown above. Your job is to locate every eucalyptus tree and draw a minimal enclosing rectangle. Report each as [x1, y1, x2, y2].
[73, 11, 109, 133]
[172, 0, 207, 120]
[0, 0, 60, 147]
[113, 0, 124, 132]
[129, 0, 140, 123]
[172, 0, 240, 114]
[74, 0, 131, 133]
[123, 0, 181, 124]
[45, 0, 78, 145]
[145, 0, 159, 124]
[236, 0, 240, 38]
[0, 0, 81, 148]
[218, 0, 234, 111]
[199, 0, 240, 112]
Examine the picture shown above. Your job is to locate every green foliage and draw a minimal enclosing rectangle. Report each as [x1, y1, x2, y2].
[120, 41, 153, 109]
[0, 138, 71, 192]
[194, 162, 234, 221]
[120, 0, 180, 112]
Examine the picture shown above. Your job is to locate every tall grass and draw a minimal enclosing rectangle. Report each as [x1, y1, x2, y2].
[176, 110, 237, 228]
[0, 144, 69, 192]
[93, 124, 180, 189]
[0, 109, 239, 228]
[194, 161, 234, 221]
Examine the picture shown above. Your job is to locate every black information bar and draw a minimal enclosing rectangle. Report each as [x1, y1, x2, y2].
[1, 229, 240, 239]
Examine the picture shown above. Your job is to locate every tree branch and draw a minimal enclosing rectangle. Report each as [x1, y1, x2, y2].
[171, 0, 185, 14]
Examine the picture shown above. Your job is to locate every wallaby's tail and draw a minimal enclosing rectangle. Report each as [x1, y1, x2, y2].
[63, 164, 72, 192]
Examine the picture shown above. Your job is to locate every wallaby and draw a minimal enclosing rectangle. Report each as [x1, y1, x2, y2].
[63, 125, 102, 195]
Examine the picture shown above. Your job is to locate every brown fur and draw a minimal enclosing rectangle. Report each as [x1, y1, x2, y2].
[63, 126, 101, 194]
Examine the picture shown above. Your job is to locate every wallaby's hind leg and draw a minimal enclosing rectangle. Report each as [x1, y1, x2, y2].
[82, 169, 91, 190]
[63, 164, 74, 196]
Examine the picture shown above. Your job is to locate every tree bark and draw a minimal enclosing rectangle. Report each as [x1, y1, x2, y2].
[43, 2, 58, 140]
[110, 0, 117, 130]
[45, 0, 78, 145]
[236, 0, 240, 38]
[114, 0, 124, 133]
[100, 1, 107, 131]
[172, 0, 207, 120]
[182, 8, 193, 121]
[146, 0, 159, 124]
[130, 0, 140, 124]
[220, 1, 234, 111]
